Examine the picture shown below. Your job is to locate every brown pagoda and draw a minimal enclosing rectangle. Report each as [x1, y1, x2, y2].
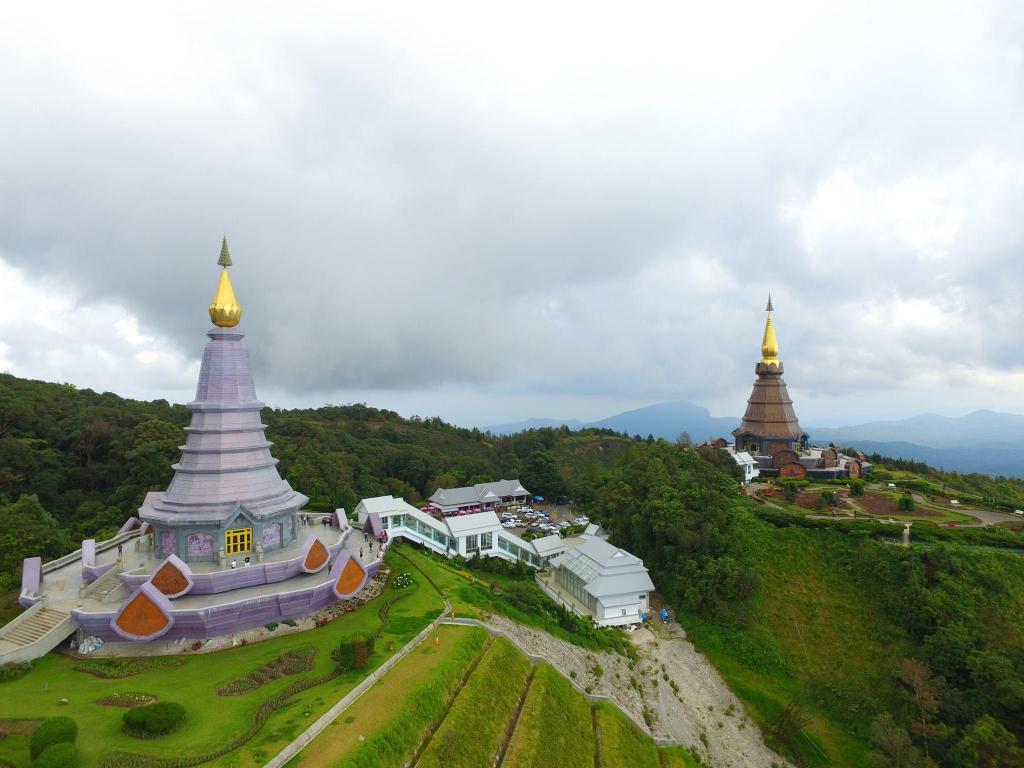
[732, 296, 808, 456]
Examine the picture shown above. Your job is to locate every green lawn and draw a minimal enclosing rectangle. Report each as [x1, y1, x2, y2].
[0, 549, 444, 768]
[503, 663, 594, 768]
[294, 624, 485, 768]
[594, 701, 660, 768]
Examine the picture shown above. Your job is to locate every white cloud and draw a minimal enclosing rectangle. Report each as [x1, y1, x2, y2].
[0, 257, 198, 402]
[0, 1, 1021, 425]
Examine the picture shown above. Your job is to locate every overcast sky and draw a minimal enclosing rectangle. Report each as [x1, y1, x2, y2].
[1, 1, 1022, 428]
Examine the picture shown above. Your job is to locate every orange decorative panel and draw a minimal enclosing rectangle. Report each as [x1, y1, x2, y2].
[335, 557, 366, 597]
[304, 539, 329, 571]
[778, 462, 807, 479]
[151, 561, 190, 596]
[114, 591, 171, 638]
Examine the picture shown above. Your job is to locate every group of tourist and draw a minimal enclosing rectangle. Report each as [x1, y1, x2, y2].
[359, 528, 388, 562]
[299, 513, 336, 528]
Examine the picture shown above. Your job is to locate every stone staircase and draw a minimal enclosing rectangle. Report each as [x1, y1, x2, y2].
[81, 563, 125, 604]
[0, 604, 77, 663]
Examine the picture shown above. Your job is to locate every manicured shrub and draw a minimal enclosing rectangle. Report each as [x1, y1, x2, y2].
[898, 495, 915, 512]
[782, 482, 799, 503]
[352, 634, 374, 669]
[34, 742, 80, 768]
[122, 702, 186, 737]
[849, 480, 865, 497]
[335, 634, 374, 670]
[30, 717, 78, 759]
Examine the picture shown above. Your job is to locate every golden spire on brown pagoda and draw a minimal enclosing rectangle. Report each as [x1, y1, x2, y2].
[760, 293, 779, 366]
[208, 236, 242, 327]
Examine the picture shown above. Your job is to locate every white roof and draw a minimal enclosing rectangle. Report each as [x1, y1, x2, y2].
[445, 511, 501, 537]
[551, 537, 654, 598]
[358, 495, 413, 515]
[531, 534, 566, 557]
[731, 451, 755, 465]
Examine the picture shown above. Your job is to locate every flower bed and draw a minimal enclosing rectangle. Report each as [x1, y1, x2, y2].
[94, 693, 158, 708]
[215, 646, 316, 696]
[74, 657, 185, 679]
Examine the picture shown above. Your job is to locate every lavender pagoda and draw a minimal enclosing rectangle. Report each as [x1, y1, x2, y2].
[139, 238, 307, 563]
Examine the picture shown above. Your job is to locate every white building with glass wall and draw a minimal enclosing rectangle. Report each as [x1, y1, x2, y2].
[355, 496, 654, 625]
[354, 496, 542, 567]
[538, 535, 655, 627]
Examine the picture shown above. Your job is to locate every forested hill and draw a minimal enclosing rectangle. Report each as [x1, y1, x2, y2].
[0, 372, 637, 586]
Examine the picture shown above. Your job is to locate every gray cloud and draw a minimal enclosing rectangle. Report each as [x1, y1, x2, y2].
[0, 1, 1022, 426]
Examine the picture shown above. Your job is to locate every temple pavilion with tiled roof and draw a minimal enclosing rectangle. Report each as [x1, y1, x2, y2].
[724, 297, 868, 481]
[732, 295, 809, 457]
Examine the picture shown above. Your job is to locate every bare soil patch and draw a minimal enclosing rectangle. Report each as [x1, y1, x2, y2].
[0, 719, 42, 738]
[794, 489, 847, 511]
[852, 492, 900, 517]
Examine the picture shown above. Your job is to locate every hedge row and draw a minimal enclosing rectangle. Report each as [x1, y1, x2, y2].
[754, 507, 1023, 549]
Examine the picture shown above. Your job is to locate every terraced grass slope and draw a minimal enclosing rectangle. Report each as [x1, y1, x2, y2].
[302, 629, 685, 768]
[504, 663, 595, 768]
[594, 701, 660, 768]
[418, 636, 532, 768]
[294, 625, 487, 768]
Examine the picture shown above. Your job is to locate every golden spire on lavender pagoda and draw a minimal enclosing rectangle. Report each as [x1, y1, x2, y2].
[760, 293, 780, 366]
[208, 236, 242, 327]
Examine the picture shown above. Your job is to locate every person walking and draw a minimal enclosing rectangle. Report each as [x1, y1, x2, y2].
[359, 548, 363, 560]
[231, 559, 237, 569]
[116, 543, 123, 561]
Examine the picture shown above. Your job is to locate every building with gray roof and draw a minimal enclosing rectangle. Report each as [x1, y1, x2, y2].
[428, 478, 531, 513]
[538, 534, 654, 627]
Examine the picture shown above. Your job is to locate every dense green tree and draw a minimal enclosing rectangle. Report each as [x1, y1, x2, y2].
[954, 715, 1022, 768]
[0, 496, 69, 580]
[520, 450, 568, 499]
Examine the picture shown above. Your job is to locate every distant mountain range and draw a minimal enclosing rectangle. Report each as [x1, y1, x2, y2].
[484, 403, 1024, 478]
[485, 401, 739, 443]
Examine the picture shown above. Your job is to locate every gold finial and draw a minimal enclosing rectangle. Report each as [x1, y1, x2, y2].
[760, 294, 779, 365]
[208, 237, 242, 327]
